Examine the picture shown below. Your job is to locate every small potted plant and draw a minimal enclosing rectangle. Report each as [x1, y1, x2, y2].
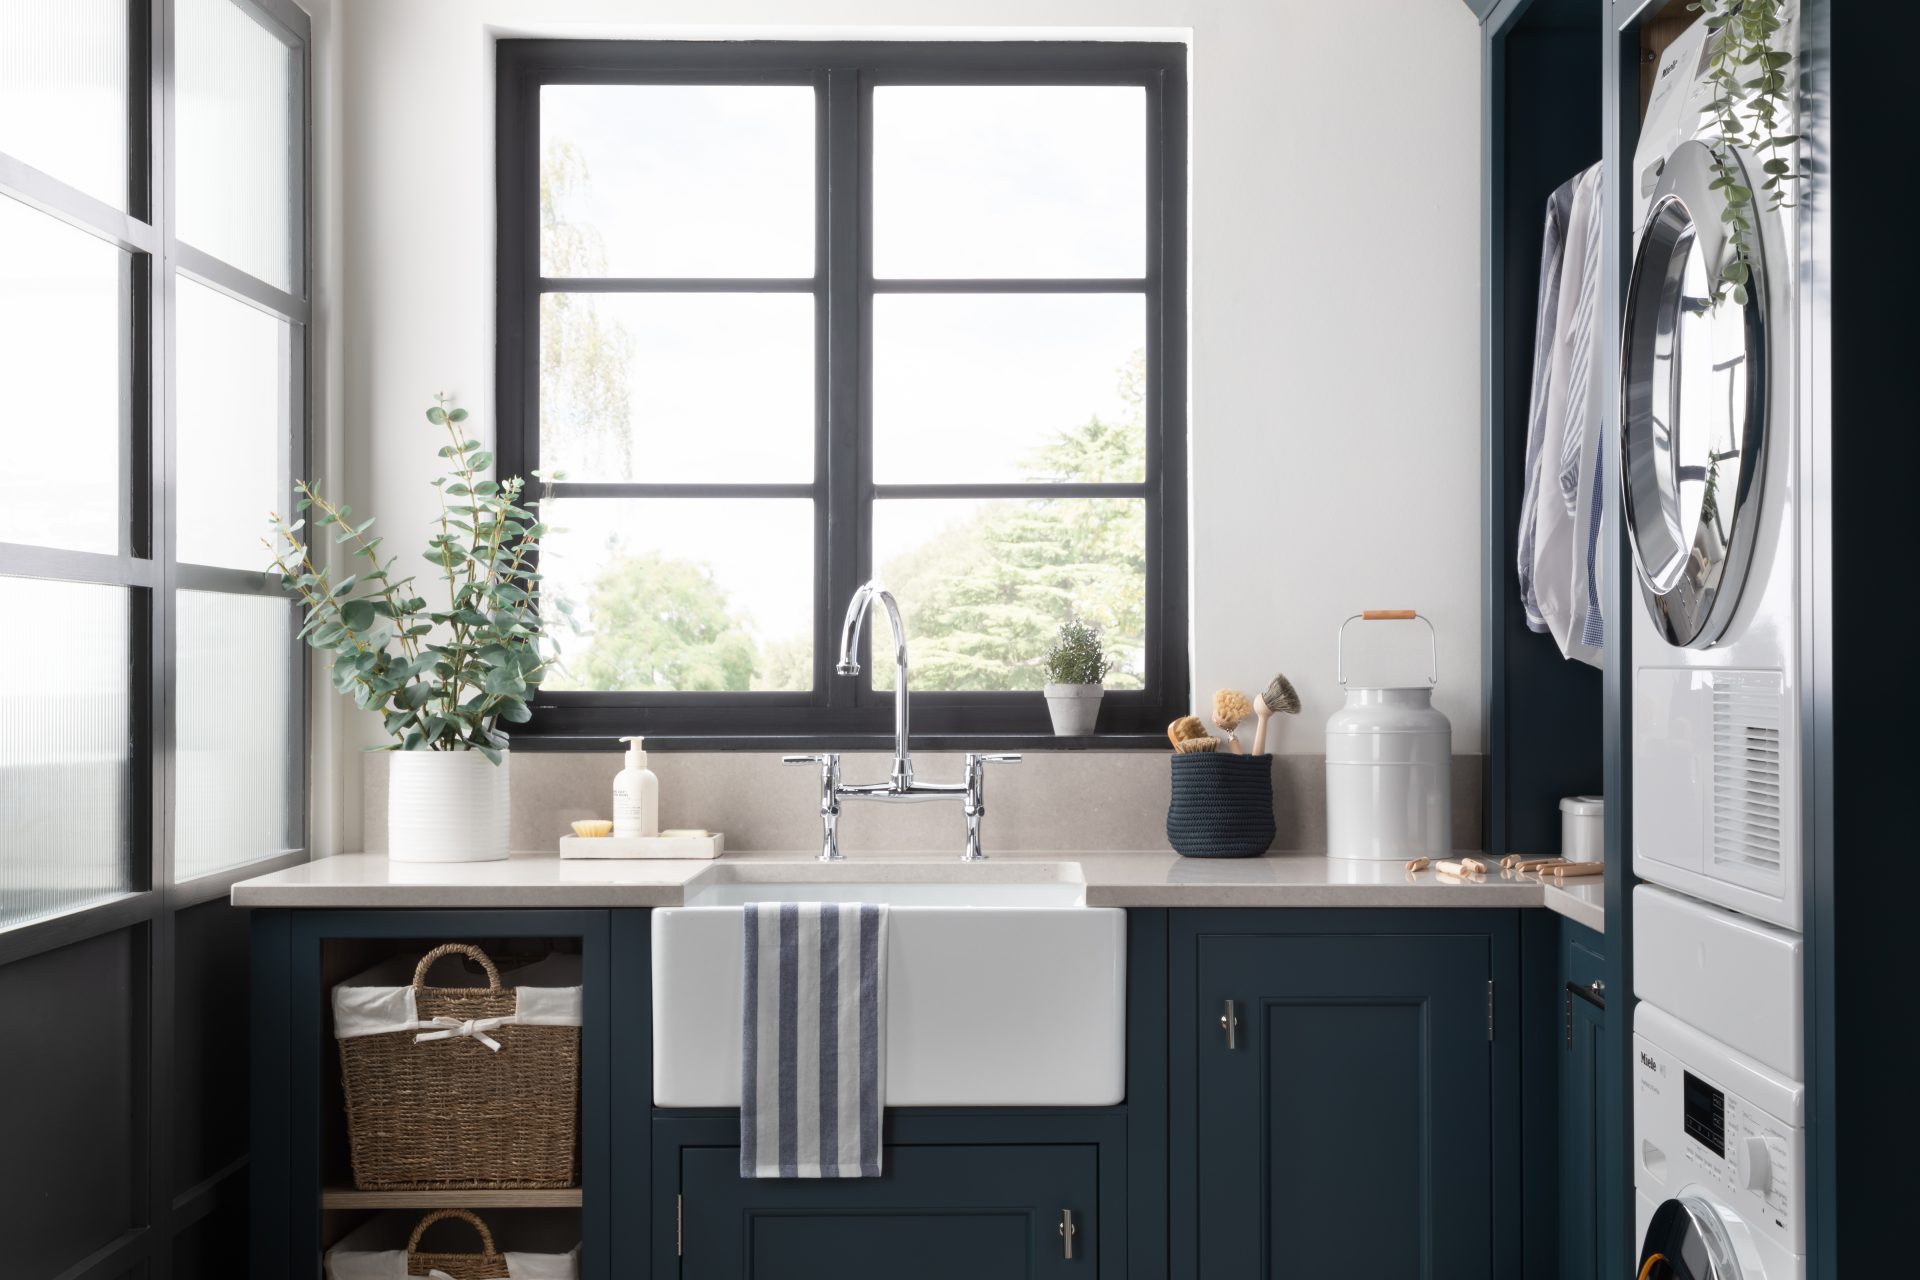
[1042, 620, 1112, 737]
[266, 395, 560, 862]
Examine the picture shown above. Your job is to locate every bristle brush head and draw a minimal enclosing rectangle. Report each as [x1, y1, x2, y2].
[1167, 715, 1206, 746]
[1212, 689, 1252, 731]
[1173, 735, 1220, 754]
[1261, 673, 1301, 715]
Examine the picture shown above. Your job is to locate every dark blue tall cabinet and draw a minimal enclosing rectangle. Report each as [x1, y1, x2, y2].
[1474, 0, 1628, 1274]
[1473, 2, 1897, 1277]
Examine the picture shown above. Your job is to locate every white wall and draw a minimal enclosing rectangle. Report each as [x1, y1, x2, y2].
[321, 0, 1484, 851]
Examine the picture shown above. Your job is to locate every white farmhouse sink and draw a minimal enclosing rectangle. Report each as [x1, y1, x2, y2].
[651, 863, 1126, 1107]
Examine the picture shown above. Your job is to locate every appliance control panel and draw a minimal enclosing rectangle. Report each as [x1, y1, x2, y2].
[1633, 1029, 1804, 1255]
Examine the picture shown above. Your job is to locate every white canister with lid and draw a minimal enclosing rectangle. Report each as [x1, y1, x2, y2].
[1325, 611, 1452, 860]
[1559, 795, 1604, 862]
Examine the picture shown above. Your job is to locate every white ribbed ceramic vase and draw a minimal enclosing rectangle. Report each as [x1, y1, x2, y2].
[387, 749, 511, 863]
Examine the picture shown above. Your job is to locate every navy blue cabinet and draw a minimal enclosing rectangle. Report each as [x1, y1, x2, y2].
[1557, 920, 1610, 1280]
[254, 906, 1536, 1278]
[1168, 910, 1522, 1278]
[676, 1142, 1095, 1277]
[653, 1113, 1125, 1277]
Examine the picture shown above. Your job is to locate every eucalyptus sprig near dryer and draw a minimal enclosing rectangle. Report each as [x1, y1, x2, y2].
[1687, 0, 1802, 307]
[1166, 674, 1300, 755]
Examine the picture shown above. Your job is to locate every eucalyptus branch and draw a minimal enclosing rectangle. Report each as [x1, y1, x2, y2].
[265, 522, 437, 743]
[268, 395, 558, 759]
[294, 481, 422, 663]
[1689, 0, 1801, 306]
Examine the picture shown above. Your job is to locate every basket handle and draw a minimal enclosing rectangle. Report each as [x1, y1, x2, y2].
[406, 1208, 502, 1259]
[1337, 611, 1439, 688]
[413, 943, 503, 990]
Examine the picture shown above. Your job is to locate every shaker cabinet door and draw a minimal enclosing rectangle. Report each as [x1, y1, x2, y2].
[676, 1141, 1098, 1278]
[1559, 927, 1609, 1280]
[1193, 931, 1494, 1277]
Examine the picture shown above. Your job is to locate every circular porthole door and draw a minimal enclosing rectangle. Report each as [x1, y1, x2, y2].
[1638, 1194, 1755, 1280]
[1620, 139, 1770, 649]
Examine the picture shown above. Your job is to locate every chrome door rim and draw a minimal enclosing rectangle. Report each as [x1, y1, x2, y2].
[1639, 1192, 1748, 1279]
[1619, 139, 1769, 649]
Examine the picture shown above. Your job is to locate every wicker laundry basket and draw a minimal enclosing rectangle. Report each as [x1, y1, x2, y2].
[406, 1209, 511, 1280]
[323, 1208, 580, 1280]
[336, 943, 580, 1190]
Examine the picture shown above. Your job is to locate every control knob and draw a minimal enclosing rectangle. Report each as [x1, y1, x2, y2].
[1737, 1135, 1772, 1194]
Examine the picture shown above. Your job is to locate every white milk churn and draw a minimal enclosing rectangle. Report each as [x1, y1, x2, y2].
[1325, 610, 1452, 860]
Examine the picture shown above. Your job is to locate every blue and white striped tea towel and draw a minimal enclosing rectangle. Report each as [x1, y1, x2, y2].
[741, 901, 887, 1178]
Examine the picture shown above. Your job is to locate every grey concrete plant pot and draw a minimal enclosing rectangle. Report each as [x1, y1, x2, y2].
[1043, 683, 1105, 736]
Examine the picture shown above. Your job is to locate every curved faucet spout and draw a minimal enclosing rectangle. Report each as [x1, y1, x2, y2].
[837, 580, 912, 789]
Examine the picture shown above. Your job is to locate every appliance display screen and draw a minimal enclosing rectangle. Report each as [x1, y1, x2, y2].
[1683, 1070, 1726, 1158]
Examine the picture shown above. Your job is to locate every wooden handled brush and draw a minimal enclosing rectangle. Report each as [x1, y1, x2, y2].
[1250, 673, 1301, 756]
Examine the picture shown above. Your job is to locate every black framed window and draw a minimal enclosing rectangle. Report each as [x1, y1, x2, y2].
[497, 40, 1187, 746]
[0, 0, 309, 1270]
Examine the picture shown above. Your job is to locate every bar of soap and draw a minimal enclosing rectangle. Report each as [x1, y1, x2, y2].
[661, 828, 709, 838]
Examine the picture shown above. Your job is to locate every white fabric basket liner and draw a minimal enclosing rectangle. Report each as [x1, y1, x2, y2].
[325, 1246, 579, 1279]
[331, 952, 583, 1040]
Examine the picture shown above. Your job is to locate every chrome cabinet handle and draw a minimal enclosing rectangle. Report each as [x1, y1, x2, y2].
[1220, 999, 1239, 1050]
[1059, 1208, 1076, 1260]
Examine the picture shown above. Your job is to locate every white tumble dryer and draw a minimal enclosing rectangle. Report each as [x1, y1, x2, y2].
[1622, 3, 1804, 930]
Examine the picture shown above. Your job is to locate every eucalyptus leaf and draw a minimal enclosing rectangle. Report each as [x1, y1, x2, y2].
[340, 599, 376, 632]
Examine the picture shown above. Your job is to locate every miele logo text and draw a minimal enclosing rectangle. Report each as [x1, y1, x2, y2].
[1640, 1051, 1659, 1070]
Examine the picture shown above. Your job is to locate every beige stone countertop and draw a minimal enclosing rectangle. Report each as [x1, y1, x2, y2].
[232, 849, 1603, 924]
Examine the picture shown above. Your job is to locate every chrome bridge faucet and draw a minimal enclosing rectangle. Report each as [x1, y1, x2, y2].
[784, 580, 1020, 861]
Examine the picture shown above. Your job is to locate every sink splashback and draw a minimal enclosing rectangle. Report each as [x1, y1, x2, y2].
[362, 751, 1483, 855]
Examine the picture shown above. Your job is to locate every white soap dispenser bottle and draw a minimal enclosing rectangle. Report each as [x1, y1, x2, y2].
[612, 736, 659, 838]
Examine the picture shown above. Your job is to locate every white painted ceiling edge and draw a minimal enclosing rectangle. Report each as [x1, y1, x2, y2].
[306, 0, 1483, 855]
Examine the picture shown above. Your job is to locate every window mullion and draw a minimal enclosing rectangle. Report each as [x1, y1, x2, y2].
[823, 66, 863, 720]
[151, 0, 175, 898]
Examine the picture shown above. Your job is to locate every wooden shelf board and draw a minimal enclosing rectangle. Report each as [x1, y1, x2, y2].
[321, 1187, 582, 1210]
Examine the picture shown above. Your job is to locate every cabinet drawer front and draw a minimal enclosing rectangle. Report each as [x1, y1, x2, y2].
[679, 1142, 1097, 1278]
[1195, 932, 1493, 1277]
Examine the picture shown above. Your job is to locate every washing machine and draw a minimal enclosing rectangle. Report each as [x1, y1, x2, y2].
[1623, 3, 1804, 930]
[1634, 1002, 1804, 1280]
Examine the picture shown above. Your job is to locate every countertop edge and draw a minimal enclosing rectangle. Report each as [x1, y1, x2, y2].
[1541, 881, 1606, 932]
[229, 885, 693, 909]
[230, 851, 1590, 912]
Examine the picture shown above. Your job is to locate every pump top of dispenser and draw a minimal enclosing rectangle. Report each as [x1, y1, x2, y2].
[621, 736, 648, 768]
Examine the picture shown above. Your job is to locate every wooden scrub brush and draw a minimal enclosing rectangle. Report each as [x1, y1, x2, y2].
[1167, 715, 1207, 748]
[1251, 673, 1301, 756]
[1211, 689, 1253, 754]
[1173, 735, 1221, 754]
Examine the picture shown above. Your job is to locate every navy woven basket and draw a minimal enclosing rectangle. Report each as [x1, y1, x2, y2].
[1166, 752, 1276, 858]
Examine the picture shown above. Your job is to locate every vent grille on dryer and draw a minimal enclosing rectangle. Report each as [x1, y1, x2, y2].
[1710, 673, 1784, 877]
